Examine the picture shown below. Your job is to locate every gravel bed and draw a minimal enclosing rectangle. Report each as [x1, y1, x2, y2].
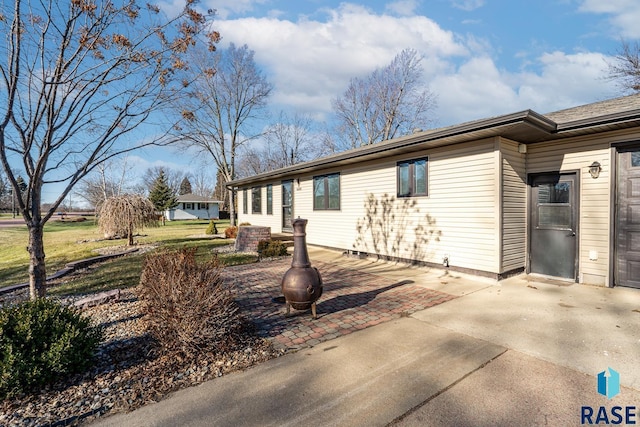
[0, 288, 284, 426]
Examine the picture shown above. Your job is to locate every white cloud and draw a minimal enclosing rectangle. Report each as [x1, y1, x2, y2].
[385, 0, 419, 16]
[215, 4, 468, 117]
[432, 51, 618, 126]
[578, 0, 640, 38]
[451, 0, 485, 12]
[210, 2, 620, 133]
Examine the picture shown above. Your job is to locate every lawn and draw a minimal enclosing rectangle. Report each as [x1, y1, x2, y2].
[0, 219, 256, 295]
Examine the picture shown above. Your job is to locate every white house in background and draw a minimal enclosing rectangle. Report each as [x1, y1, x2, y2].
[229, 94, 640, 288]
[165, 194, 221, 221]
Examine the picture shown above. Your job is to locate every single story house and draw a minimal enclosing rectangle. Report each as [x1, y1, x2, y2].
[228, 94, 640, 288]
[165, 194, 221, 221]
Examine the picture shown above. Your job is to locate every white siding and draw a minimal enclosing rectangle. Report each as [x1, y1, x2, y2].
[238, 184, 283, 231]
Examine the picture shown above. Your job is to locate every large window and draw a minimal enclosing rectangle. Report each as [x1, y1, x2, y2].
[313, 173, 340, 210]
[397, 158, 428, 197]
[266, 184, 273, 215]
[252, 186, 262, 214]
[242, 189, 248, 214]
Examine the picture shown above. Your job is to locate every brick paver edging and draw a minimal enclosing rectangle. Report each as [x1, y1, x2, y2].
[223, 259, 456, 350]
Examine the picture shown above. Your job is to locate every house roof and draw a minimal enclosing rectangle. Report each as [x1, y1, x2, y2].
[176, 194, 222, 203]
[228, 94, 640, 188]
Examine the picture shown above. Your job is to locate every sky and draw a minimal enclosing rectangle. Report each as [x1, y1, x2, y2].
[47, 0, 640, 203]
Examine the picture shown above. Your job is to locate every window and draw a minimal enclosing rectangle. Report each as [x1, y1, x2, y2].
[266, 184, 273, 215]
[252, 186, 262, 214]
[313, 173, 340, 210]
[242, 189, 248, 214]
[184, 203, 193, 210]
[397, 158, 428, 197]
[198, 203, 207, 210]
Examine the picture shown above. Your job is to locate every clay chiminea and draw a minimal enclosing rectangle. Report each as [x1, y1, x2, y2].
[281, 218, 323, 318]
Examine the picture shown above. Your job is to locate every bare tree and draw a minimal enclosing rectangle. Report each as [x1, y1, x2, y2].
[98, 194, 158, 246]
[332, 48, 437, 149]
[177, 43, 272, 225]
[140, 166, 188, 196]
[237, 111, 330, 176]
[608, 39, 640, 93]
[0, 0, 217, 298]
[190, 167, 215, 198]
[76, 158, 136, 210]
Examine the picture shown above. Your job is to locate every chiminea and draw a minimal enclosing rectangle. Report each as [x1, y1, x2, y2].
[281, 218, 323, 318]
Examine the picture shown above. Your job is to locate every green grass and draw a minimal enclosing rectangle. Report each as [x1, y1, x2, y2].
[0, 219, 251, 296]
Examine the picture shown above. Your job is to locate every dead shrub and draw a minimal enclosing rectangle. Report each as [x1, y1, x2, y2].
[224, 226, 238, 239]
[137, 247, 243, 356]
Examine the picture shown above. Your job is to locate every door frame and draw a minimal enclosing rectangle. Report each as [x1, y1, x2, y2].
[527, 170, 580, 281]
[281, 179, 294, 233]
[612, 143, 640, 287]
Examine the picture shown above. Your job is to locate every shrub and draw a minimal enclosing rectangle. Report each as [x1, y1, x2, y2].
[257, 240, 289, 258]
[224, 226, 238, 239]
[0, 299, 103, 399]
[239, 222, 251, 226]
[205, 220, 218, 235]
[138, 247, 243, 356]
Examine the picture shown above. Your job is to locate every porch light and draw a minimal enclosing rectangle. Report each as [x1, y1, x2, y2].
[589, 161, 601, 179]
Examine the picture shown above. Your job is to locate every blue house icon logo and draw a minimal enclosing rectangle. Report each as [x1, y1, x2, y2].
[597, 367, 620, 399]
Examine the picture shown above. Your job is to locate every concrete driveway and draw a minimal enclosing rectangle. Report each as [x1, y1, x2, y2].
[91, 247, 640, 427]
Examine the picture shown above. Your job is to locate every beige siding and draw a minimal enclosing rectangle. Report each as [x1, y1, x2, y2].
[290, 139, 500, 274]
[526, 133, 615, 285]
[500, 138, 527, 273]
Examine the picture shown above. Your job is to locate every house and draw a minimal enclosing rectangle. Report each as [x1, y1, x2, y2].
[228, 94, 640, 288]
[165, 194, 221, 221]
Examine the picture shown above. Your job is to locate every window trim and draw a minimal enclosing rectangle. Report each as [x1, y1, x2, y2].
[266, 184, 273, 215]
[313, 173, 341, 211]
[397, 157, 429, 197]
[251, 186, 262, 214]
[242, 189, 248, 215]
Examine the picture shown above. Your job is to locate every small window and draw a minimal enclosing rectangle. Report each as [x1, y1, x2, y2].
[397, 158, 428, 197]
[184, 202, 193, 210]
[242, 189, 248, 214]
[313, 173, 340, 210]
[252, 186, 262, 214]
[266, 184, 273, 215]
[198, 203, 207, 210]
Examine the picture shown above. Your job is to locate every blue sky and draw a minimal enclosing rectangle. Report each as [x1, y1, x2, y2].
[45, 0, 640, 203]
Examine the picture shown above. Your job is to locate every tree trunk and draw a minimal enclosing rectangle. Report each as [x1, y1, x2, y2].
[128, 221, 134, 246]
[229, 188, 236, 226]
[27, 223, 47, 299]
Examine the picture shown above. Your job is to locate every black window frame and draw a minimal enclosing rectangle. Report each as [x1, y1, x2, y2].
[251, 186, 262, 214]
[313, 173, 341, 211]
[397, 157, 428, 197]
[266, 184, 273, 215]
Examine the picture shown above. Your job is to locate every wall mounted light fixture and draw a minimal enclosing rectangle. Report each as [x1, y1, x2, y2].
[589, 161, 601, 179]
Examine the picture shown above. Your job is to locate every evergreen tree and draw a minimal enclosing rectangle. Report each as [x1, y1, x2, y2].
[179, 177, 193, 195]
[148, 170, 178, 217]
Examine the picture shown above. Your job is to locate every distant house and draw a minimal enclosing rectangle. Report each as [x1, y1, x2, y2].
[165, 194, 221, 221]
[228, 94, 640, 288]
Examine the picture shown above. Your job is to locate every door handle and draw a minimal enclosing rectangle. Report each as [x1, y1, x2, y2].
[568, 231, 576, 237]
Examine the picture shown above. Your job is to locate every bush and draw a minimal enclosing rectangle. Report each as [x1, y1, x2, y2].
[0, 299, 103, 399]
[239, 222, 251, 226]
[205, 220, 218, 235]
[257, 240, 289, 258]
[138, 248, 243, 356]
[224, 226, 238, 239]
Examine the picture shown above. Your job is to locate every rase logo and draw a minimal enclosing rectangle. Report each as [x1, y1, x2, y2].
[581, 367, 637, 425]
